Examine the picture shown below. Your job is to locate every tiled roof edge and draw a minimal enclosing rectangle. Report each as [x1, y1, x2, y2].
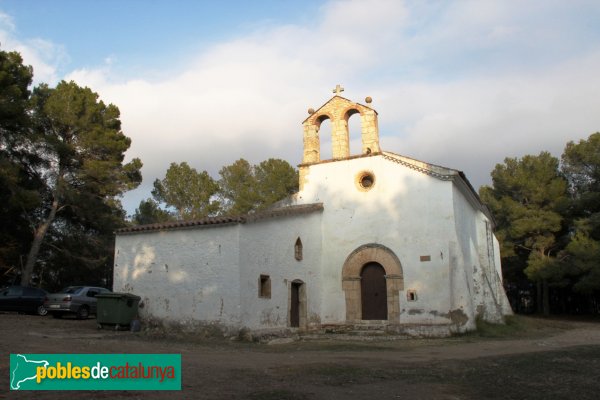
[245, 203, 324, 223]
[381, 151, 458, 180]
[115, 215, 244, 234]
[116, 203, 324, 235]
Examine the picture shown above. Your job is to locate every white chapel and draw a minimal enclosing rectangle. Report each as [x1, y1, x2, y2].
[113, 88, 512, 336]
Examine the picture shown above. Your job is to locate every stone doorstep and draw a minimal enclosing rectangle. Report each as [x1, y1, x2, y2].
[237, 322, 460, 343]
[314, 322, 457, 338]
[298, 333, 409, 342]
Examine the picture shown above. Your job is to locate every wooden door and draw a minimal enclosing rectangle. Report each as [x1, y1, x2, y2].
[290, 282, 300, 327]
[361, 262, 387, 320]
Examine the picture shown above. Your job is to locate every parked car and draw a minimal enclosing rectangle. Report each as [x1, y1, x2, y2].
[0, 285, 48, 316]
[44, 286, 111, 319]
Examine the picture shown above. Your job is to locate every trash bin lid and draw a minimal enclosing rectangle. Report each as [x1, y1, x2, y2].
[96, 292, 141, 300]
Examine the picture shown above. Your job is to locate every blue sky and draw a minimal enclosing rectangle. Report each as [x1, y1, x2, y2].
[2, 0, 600, 214]
[1, 0, 323, 79]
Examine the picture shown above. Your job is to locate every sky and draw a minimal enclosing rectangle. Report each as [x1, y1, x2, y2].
[2, 0, 600, 215]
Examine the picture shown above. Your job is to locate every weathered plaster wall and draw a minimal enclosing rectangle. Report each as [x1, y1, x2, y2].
[451, 184, 512, 327]
[450, 185, 481, 330]
[113, 225, 242, 328]
[295, 154, 457, 326]
[238, 212, 323, 330]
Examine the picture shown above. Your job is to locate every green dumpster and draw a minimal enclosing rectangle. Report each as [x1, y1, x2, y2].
[96, 292, 141, 330]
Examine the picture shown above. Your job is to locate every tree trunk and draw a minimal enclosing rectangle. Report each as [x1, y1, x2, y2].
[542, 279, 550, 316]
[559, 288, 566, 314]
[536, 280, 543, 314]
[20, 197, 59, 286]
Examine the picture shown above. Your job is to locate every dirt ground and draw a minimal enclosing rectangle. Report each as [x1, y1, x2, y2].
[1, 313, 600, 399]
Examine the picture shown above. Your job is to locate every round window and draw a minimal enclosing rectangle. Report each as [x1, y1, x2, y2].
[356, 171, 376, 191]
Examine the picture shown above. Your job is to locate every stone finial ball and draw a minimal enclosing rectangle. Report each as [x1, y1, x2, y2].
[365, 96, 373, 104]
[308, 108, 315, 114]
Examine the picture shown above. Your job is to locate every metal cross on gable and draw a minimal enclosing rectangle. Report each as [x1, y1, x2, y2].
[332, 84, 344, 95]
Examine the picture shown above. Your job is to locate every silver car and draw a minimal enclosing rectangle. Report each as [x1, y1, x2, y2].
[44, 286, 111, 319]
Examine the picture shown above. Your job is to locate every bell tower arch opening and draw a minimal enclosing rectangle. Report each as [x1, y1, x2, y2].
[317, 116, 333, 161]
[345, 108, 362, 156]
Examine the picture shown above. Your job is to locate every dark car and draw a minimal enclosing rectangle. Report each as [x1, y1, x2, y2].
[44, 286, 111, 319]
[0, 285, 48, 316]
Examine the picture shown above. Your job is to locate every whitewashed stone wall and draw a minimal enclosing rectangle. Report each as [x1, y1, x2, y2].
[296, 155, 456, 324]
[114, 153, 511, 335]
[295, 153, 511, 331]
[238, 213, 322, 330]
[114, 212, 324, 332]
[113, 225, 242, 329]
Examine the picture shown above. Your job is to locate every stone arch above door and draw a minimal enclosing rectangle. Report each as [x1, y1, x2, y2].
[341, 243, 404, 322]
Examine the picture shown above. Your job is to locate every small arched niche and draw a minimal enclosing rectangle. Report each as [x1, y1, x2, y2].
[294, 237, 303, 261]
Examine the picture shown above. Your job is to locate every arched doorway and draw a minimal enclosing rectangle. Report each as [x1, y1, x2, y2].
[360, 262, 387, 320]
[341, 243, 404, 322]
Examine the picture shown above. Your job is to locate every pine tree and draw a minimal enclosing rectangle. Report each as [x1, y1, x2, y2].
[480, 152, 569, 314]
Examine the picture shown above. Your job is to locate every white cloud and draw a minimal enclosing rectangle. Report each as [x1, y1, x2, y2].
[62, 0, 412, 212]
[378, 49, 600, 187]
[0, 12, 67, 85]
[5, 1, 600, 213]
[0, 11, 15, 31]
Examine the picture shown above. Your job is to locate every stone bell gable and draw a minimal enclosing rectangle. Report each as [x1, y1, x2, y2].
[299, 85, 381, 190]
[302, 86, 380, 164]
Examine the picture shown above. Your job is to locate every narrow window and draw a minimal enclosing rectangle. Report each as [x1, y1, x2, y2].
[294, 237, 303, 261]
[407, 290, 418, 302]
[259, 275, 271, 298]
